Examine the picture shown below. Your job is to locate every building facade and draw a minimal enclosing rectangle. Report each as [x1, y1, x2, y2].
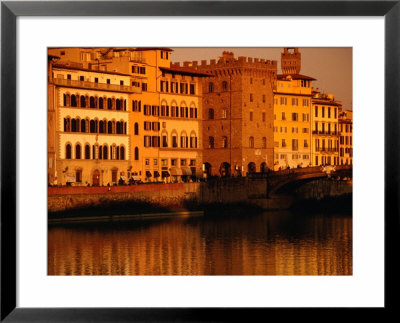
[273, 48, 313, 170]
[311, 90, 341, 166]
[191, 51, 277, 176]
[48, 57, 139, 186]
[338, 108, 353, 165]
[48, 47, 207, 185]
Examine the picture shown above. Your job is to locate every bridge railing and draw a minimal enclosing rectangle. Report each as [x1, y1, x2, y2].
[247, 165, 352, 179]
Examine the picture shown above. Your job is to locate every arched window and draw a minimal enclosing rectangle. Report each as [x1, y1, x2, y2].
[65, 144, 72, 159]
[71, 95, 77, 107]
[98, 145, 103, 160]
[90, 120, 96, 133]
[222, 81, 228, 91]
[222, 136, 228, 148]
[116, 99, 121, 110]
[110, 145, 114, 160]
[108, 121, 113, 134]
[262, 137, 267, 149]
[64, 94, 70, 106]
[92, 145, 96, 159]
[124, 100, 127, 111]
[103, 145, 108, 160]
[90, 96, 95, 108]
[124, 122, 127, 134]
[107, 98, 112, 110]
[116, 146, 120, 160]
[71, 119, 78, 132]
[249, 136, 254, 148]
[80, 119, 86, 133]
[209, 136, 215, 149]
[80, 96, 86, 108]
[116, 122, 122, 134]
[99, 97, 104, 109]
[99, 121, 105, 134]
[208, 108, 214, 120]
[134, 122, 139, 135]
[208, 82, 214, 93]
[134, 147, 139, 160]
[85, 145, 90, 159]
[120, 146, 125, 160]
[64, 118, 70, 132]
[75, 144, 81, 159]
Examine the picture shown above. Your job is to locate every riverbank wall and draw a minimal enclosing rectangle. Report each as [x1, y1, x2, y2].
[48, 177, 352, 215]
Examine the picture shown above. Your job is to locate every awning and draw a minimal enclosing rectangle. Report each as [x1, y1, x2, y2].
[162, 171, 170, 178]
[154, 171, 160, 178]
[132, 176, 141, 181]
[66, 173, 76, 183]
[170, 167, 183, 176]
[145, 171, 152, 177]
[120, 176, 127, 181]
[181, 167, 192, 176]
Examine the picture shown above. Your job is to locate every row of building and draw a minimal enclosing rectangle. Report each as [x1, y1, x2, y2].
[47, 47, 352, 186]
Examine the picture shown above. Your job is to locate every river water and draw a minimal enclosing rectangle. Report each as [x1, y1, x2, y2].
[48, 210, 352, 275]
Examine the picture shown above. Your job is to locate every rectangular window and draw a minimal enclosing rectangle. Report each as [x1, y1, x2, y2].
[280, 97, 287, 105]
[262, 94, 266, 103]
[171, 159, 177, 166]
[328, 107, 331, 118]
[262, 112, 266, 122]
[190, 84, 195, 95]
[292, 139, 298, 151]
[282, 139, 286, 147]
[250, 93, 253, 102]
[162, 135, 168, 147]
[142, 83, 147, 91]
[250, 112, 253, 121]
[314, 106, 318, 117]
[292, 98, 298, 106]
[282, 112, 286, 120]
[292, 113, 298, 121]
[322, 106, 325, 118]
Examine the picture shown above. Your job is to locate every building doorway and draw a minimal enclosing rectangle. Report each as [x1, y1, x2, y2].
[92, 169, 100, 186]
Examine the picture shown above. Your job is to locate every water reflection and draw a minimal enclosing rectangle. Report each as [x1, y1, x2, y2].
[48, 210, 352, 275]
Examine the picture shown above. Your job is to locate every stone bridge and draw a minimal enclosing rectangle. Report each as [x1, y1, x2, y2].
[247, 165, 353, 197]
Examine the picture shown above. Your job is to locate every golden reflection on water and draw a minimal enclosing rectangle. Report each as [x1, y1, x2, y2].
[48, 211, 352, 275]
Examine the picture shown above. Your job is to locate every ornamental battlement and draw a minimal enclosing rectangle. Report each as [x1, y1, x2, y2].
[171, 51, 277, 72]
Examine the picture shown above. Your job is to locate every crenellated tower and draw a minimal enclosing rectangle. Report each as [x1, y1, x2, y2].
[281, 48, 301, 75]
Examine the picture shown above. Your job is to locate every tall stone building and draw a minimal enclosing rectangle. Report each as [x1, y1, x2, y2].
[187, 51, 277, 176]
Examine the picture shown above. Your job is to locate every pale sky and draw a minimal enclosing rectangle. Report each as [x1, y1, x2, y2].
[170, 47, 352, 111]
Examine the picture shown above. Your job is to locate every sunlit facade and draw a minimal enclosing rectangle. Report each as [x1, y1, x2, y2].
[338, 108, 353, 165]
[311, 90, 341, 166]
[273, 48, 313, 170]
[48, 57, 138, 186]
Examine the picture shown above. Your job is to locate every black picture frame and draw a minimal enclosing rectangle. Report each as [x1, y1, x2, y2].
[1, 1, 399, 321]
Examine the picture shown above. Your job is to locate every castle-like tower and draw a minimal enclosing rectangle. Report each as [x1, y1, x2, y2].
[182, 51, 278, 176]
[281, 48, 301, 75]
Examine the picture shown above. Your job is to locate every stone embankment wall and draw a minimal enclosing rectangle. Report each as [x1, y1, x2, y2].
[294, 179, 353, 200]
[48, 177, 351, 213]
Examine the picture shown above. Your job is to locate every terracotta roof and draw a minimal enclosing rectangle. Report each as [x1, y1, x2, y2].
[278, 74, 316, 81]
[312, 99, 342, 106]
[160, 66, 212, 77]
